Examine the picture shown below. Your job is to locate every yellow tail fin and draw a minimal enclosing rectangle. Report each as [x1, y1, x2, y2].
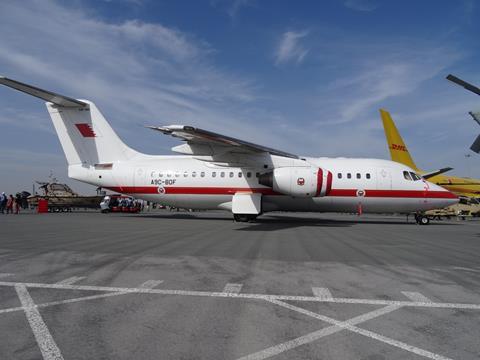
[380, 109, 420, 171]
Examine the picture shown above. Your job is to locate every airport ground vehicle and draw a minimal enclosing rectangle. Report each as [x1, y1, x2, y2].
[28, 181, 103, 212]
[0, 77, 458, 222]
[426, 197, 480, 220]
[100, 195, 141, 213]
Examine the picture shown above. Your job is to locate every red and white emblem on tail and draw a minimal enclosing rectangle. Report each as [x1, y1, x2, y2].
[75, 123, 96, 138]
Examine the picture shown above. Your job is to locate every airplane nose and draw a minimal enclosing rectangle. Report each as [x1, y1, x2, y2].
[425, 181, 459, 207]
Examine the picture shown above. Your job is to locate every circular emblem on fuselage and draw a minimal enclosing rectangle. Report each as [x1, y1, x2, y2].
[297, 177, 305, 186]
[157, 186, 165, 194]
[356, 189, 365, 197]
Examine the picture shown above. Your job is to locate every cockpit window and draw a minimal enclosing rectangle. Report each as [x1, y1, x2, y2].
[403, 171, 412, 181]
[410, 172, 421, 181]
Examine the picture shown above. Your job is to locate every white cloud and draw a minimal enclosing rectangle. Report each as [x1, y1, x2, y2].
[274, 30, 309, 66]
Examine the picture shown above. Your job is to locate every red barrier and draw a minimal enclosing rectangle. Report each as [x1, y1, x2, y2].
[37, 199, 48, 213]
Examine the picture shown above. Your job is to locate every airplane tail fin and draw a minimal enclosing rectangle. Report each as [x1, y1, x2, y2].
[380, 109, 420, 171]
[0, 76, 140, 167]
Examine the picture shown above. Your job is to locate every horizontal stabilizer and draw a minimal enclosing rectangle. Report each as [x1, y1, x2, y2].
[0, 76, 87, 107]
[446, 74, 480, 96]
[470, 134, 480, 154]
[468, 111, 480, 126]
[422, 167, 453, 180]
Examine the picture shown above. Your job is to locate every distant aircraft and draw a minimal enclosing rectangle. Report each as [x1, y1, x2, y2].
[380, 109, 480, 198]
[446, 74, 480, 153]
[0, 76, 457, 224]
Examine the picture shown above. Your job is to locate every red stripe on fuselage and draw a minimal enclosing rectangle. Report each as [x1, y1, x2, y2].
[105, 186, 457, 199]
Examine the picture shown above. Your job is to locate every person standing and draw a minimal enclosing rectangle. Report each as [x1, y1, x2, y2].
[6, 195, 14, 214]
[0, 192, 6, 214]
[15, 193, 22, 214]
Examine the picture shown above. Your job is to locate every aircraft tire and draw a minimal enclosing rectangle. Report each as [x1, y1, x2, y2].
[233, 214, 257, 222]
[418, 216, 430, 225]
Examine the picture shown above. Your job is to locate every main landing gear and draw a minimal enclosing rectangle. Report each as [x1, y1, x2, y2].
[414, 214, 430, 225]
[233, 214, 258, 222]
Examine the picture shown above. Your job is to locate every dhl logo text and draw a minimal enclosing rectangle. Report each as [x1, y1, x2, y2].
[390, 144, 407, 152]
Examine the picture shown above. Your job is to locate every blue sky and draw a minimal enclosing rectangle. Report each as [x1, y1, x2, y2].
[0, 0, 479, 194]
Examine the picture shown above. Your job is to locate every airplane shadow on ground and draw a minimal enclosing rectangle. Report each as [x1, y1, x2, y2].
[124, 213, 461, 231]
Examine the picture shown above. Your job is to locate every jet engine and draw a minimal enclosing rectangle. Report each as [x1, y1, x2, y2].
[259, 167, 332, 197]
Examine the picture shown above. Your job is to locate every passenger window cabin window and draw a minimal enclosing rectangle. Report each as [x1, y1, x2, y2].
[221, 172, 225, 178]
[200, 172, 205, 177]
[247, 172, 252, 178]
[347, 173, 352, 179]
[403, 171, 412, 180]
[338, 173, 342, 179]
[167, 172, 172, 178]
[183, 171, 188, 177]
[212, 172, 216, 178]
[256, 172, 260, 178]
[366, 173, 371, 179]
[356, 173, 361, 179]
[229, 172, 234, 178]
[175, 171, 180, 178]
[192, 171, 197, 177]
[238, 172, 242, 178]
[159, 172, 164, 177]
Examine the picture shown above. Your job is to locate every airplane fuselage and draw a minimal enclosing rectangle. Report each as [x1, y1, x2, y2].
[73, 156, 458, 214]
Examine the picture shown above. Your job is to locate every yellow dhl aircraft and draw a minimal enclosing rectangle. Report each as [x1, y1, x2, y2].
[380, 109, 480, 198]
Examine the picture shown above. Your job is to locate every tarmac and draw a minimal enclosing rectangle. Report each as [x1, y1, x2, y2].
[1, 210, 479, 360]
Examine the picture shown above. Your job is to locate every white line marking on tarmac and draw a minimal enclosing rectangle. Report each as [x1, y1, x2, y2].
[1, 281, 479, 310]
[15, 285, 64, 360]
[0, 273, 13, 278]
[140, 280, 164, 289]
[312, 287, 332, 299]
[0, 292, 131, 316]
[402, 291, 432, 303]
[237, 304, 401, 360]
[223, 283, 243, 294]
[265, 299, 452, 360]
[55, 276, 86, 285]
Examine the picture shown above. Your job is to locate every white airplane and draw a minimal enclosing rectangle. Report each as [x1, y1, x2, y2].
[0, 76, 458, 224]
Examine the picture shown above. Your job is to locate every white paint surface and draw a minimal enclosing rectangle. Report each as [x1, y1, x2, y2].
[0, 281, 479, 310]
[263, 299, 452, 360]
[402, 291, 432, 303]
[237, 304, 400, 360]
[139, 280, 164, 289]
[55, 276, 86, 285]
[15, 285, 64, 360]
[312, 287, 332, 299]
[223, 283, 243, 294]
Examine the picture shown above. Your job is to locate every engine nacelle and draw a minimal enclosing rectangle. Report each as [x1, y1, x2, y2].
[259, 166, 332, 197]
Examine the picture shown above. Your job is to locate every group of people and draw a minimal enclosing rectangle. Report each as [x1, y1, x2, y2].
[0, 192, 23, 214]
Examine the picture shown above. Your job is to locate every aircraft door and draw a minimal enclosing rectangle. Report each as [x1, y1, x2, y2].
[376, 168, 392, 190]
[134, 167, 147, 189]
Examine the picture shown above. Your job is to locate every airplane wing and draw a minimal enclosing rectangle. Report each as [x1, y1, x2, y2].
[147, 125, 299, 159]
[0, 76, 87, 107]
[446, 74, 480, 96]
